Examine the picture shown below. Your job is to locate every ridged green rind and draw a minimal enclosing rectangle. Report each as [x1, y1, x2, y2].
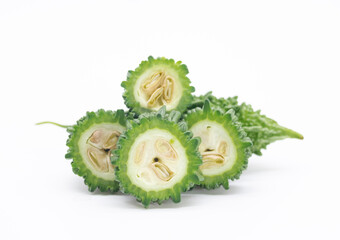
[112, 108, 202, 207]
[235, 103, 303, 155]
[187, 92, 303, 155]
[187, 92, 239, 112]
[65, 109, 127, 192]
[121, 56, 195, 114]
[185, 101, 252, 189]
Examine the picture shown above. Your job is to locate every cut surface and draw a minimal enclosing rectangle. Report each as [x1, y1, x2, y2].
[79, 123, 125, 181]
[190, 120, 237, 176]
[65, 109, 127, 192]
[112, 111, 202, 207]
[127, 129, 188, 191]
[184, 101, 252, 189]
[134, 67, 183, 111]
[122, 57, 194, 114]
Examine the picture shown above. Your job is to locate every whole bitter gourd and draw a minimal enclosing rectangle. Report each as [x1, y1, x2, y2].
[112, 107, 202, 207]
[187, 92, 303, 155]
[185, 101, 252, 189]
[122, 56, 195, 114]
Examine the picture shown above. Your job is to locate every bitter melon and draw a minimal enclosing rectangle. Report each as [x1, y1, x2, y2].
[40, 109, 128, 192]
[122, 56, 195, 114]
[112, 107, 202, 207]
[187, 92, 303, 155]
[185, 101, 252, 189]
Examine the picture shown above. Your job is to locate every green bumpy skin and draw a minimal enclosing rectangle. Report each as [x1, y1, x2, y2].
[185, 101, 252, 189]
[187, 92, 303, 155]
[121, 56, 195, 115]
[112, 107, 202, 207]
[65, 109, 127, 192]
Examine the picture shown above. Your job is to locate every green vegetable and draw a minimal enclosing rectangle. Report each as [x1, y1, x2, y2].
[112, 107, 202, 207]
[37, 56, 304, 207]
[187, 92, 303, 155]
[122, 56, 195, 115]
[185, 101, 252, 189]
[38, 109, 127, 192]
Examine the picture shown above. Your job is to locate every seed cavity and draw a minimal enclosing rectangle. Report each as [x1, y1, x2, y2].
[87, 146, 110, 172]
[218, 141, 228, 155]
[88, 130, 102, 144]
[200, 153, 225, 170]
[151, 162, 175, 181]
[200, 128, 230, 170]
[163, 76, 174, 103]
[86, 129, 121, 173]
[147, 86, 164, 107]
[141, 71, 175, 107]
[155, 138, 177, 159]
[103, 131, 120, 150]
[134, 141, 146, 164]
[88, 130, 120, 150]
[141, 72, 165, 95]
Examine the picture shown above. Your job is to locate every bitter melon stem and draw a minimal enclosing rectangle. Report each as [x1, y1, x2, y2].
[36, 121, 71, 129]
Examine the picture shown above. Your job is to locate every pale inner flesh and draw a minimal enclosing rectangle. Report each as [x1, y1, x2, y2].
[127, 129, 188, 191]
[190, 120, 237, 176]
[78, 123, 125, 181]
[134, 66, 183, 111]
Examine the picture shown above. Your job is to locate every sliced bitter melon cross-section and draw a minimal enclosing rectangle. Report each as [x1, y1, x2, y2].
[185, 101, 252, 190]
[65, 109, 127, 192]
[113, 109, 202, 207]
[121, 56, 195, 114]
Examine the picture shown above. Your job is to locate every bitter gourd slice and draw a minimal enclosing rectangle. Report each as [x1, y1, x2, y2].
[185, 101, 252, 189]
[122, 56, 195, 114]
[112, 107, 202, 207]
[187, 92, 303, 155]
[64, 109, 127, 192]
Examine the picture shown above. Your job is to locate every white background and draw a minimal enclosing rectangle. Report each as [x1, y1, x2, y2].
[1, 0, 339, 239]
